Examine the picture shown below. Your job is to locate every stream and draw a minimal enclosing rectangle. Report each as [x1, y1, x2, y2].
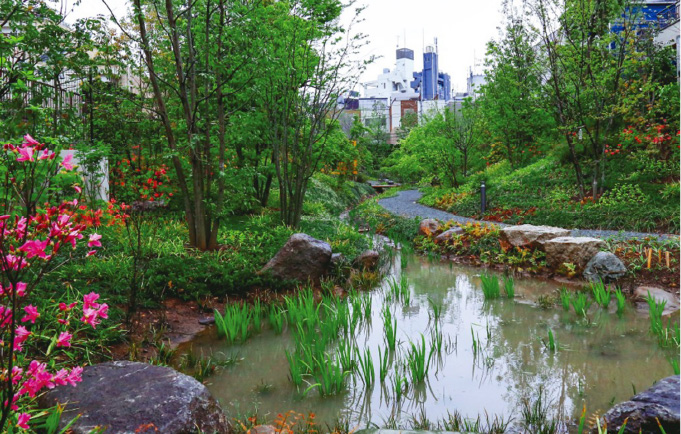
[180, 249, 672, 432]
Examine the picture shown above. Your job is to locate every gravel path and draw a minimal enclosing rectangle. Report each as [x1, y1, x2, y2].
[378, 190, 679, 242]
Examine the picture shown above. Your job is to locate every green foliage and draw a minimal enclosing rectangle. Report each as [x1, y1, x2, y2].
[590, 281, 612, 309]
[480, 273, 501, 299]
[503, 276, 515, 298]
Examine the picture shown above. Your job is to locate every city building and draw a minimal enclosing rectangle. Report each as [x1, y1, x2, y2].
[359, 44, 452, 143]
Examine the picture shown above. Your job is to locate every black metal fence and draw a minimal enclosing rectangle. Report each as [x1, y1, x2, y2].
[0, 73, 92, 143]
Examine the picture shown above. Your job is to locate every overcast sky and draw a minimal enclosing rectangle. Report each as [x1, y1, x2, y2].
[62, 0, 506, 92]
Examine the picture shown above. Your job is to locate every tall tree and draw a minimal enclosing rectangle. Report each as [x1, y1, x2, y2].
[478, 1, 554, 169]
[531, 0, 647, 197]
[260, 0, 366, 227]
[124, 0, 259, 250]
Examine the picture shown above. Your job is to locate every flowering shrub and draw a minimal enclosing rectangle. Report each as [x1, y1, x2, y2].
[112, 153, 175, 204]
[0, 136, 107, 431]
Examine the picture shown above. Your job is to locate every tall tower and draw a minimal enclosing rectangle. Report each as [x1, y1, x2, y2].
[422, 45, 438, 100]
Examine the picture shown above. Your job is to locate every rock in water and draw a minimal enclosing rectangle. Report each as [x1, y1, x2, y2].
[259, 233, 332, 283]
[435, 227, 465, 244]
[354, 250, 380, 270]
[600, 375, 679, 433]
[500, 224, 570, 248]
[583, 251, 627, 282]
[542, 236, 606, 270]
[39, 361, 229, 434]
[419, 219, 441, 237]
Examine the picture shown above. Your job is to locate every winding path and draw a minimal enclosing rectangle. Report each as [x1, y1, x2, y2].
[378, 190, 679, 242]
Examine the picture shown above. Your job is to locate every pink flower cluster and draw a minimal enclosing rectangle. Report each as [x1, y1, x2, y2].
[0, 136, 107, 431]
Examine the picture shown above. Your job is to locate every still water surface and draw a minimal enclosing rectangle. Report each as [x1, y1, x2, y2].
[182, 251, 672, 430]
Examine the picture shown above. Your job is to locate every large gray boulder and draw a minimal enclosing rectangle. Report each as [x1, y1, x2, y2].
[599, 375, 679, 433]
[500, 224, 570, 248]
[543, 236, 606, 270]
[583, 251, 627, 282]
[39, 361, 229, 434]
[259, 233, 332, 282]
[418, 219, 442, 237]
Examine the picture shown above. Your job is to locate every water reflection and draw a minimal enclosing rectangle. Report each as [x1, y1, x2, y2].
[181, 251, 672, 429]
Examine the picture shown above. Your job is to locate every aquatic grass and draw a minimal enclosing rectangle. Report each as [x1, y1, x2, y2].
[406, 334, 432, 383]
[382, 306, 397, 351]
[337, 339, 356, 373]
[378, 347, 390, 383]
[428, 297, 443, 322]
[520, 386, 560, 433]
[388, 275, 410, 305]
[285, 349, 305, 387]
[252, 299, 263, 333]
[480, 273, 501, 299]
[309, 355, 347, 396]
[430, 327, 443, 356]
[669, 357, 679, 375]
[543, 329, 557, 352]
[571, 292, 592, 318]
[438, 410, 512, 433]
[590, 280, 611, 309]
[503, 275, 515, 298]
[615, 288, 626, 316]
[645, 292, 680, 349]
[392, 372, 408, 401]
[214, 303, 252, 343]
[356, 347, 375, 386]
[560, 287, 571, 311]
[268, 305, 285, 334]
[362, 293, 373, 320]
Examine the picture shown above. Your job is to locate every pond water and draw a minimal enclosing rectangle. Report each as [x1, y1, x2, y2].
[180, 250, 674, 431]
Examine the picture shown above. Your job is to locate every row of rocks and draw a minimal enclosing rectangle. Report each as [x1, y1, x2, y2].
[421, 220, 627, 282]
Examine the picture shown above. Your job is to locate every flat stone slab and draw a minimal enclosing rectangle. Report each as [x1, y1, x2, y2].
[39, 361, 229, 434]
[543, 236, 606, 269]
[500, 224, 570, 248]
[634, 286, 680, 315]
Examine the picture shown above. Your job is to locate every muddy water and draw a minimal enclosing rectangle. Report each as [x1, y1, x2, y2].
[181, 252, 674, 430]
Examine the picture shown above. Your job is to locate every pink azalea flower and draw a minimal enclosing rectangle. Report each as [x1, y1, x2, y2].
[65, 366, 83, 386]
[74, 185, 82, 193]
[38, 149, 55, 160]
[18, 239, 50, 259]
[0, 306, 13, 327]
[23, 134, 39, 145]
[86, 250, 97, 257]
[58, 302, 77, 311]
[56, 331, 72, 348]
[16, 146, 35, 163]
[60, 153, 75, 170]
[87, 233, 102, 248]
[83, 292, 100, 310]
[13, 326, 30, 351]
[16, 412, 30, 430]
[15, 282, 27, 297]
[11, 366, 23, 385]
[21, 305, 39, 324]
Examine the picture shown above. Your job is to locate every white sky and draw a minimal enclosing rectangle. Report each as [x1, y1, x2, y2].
[62, 0, 505, 92]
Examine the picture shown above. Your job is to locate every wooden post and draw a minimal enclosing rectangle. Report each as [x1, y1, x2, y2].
[666, 251, 670, 268]
[647, 248, 652, 269]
